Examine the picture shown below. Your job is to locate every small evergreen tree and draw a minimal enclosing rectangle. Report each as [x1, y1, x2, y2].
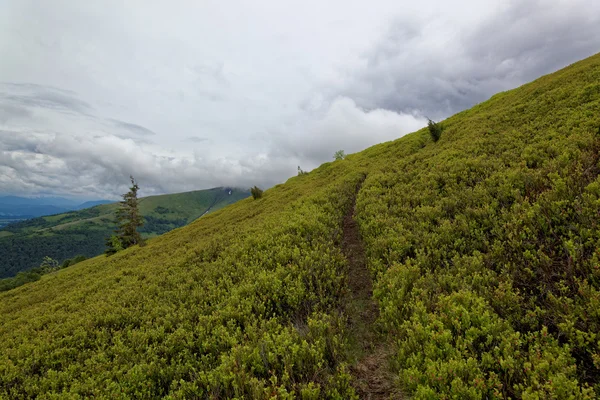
[428, 118, 443, 142]
[333, 150, 345, 160]
[251, 186, 263, 199]
[106, 176, 144, 255]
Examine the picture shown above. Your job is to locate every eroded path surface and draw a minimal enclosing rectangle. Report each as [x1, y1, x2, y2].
[341, 185, 400, 399]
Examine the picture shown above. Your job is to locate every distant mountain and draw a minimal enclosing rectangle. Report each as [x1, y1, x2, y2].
[0, 204, 69, 217]
[0, 187, 249, 278]
[0, 196, 113, 227]
[0, 195, 79, 207]
[73, 200, 114, 210]
[0, 205, 71, 228]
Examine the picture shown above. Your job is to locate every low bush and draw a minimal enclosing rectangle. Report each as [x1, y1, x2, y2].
[427, 118, 443, 142]
[251, 185, 263, 199]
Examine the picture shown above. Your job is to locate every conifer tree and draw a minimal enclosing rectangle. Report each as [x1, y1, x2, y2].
[105, 176, 144, 255]
[427, 118, 443, 142]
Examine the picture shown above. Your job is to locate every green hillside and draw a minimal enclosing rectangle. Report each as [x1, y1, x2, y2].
[0, 187, 249, 278]
[2, 53, 600, 398]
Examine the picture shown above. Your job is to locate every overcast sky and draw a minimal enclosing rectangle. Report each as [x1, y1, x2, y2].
[1, 0, 599, 199]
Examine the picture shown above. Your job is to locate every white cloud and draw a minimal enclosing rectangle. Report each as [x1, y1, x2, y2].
[273, 97, 425, 166]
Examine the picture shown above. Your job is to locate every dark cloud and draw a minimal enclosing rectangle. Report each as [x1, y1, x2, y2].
[342, 0, 600, 120]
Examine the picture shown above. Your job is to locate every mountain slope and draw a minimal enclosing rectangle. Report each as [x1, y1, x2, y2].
[0, 187, 249, 278]
[1, 53, 600, 398]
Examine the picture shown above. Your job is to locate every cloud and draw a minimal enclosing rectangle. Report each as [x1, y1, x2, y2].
[0, 130, 296, 199]
[339, 0, 600, 119]
[110, 119, 156, 136]
[1, 0, 600, 199]
[190, 62, 230, 86]
[0, 130, 42, 152]
[272, 97, 425, 165]
[0, 97, 420, 199]
[0, 83, 92, 115]
[185, 136, 210, 143]
[0, 103, 31, 124]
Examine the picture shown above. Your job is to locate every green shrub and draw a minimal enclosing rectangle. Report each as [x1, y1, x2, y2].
[0, 270, 41, 292]
[250, 185, 263, 199]
[104, 234, 124, 255]
[427, 118, 443, 142]
[61, 255, 87, 269]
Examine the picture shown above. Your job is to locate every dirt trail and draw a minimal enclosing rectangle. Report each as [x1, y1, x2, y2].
[341, 184, 400, 400]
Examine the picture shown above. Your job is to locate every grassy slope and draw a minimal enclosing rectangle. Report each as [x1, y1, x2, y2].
[352, 55, 600, 398]
[1, 53, 600, 398]
[0, 187, 249, 278]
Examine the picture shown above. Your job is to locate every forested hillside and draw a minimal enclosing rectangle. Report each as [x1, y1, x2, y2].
[1, 53, 600, 398]
[0, 187, 249, 278]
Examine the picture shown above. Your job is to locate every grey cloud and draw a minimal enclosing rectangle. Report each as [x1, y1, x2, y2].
[270, 97, 425, 166]
[110, 119, 156, 136]
[185, 136, 210, 143]
[111, 134, 155, 145]
[342, 0, 600, 120]
[1, 83, 76, 95]
[0, 83, 92, 115]
[0, 130, 41, 152]
[1, 129, 287, 198]
[0, 103, 31, 123]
